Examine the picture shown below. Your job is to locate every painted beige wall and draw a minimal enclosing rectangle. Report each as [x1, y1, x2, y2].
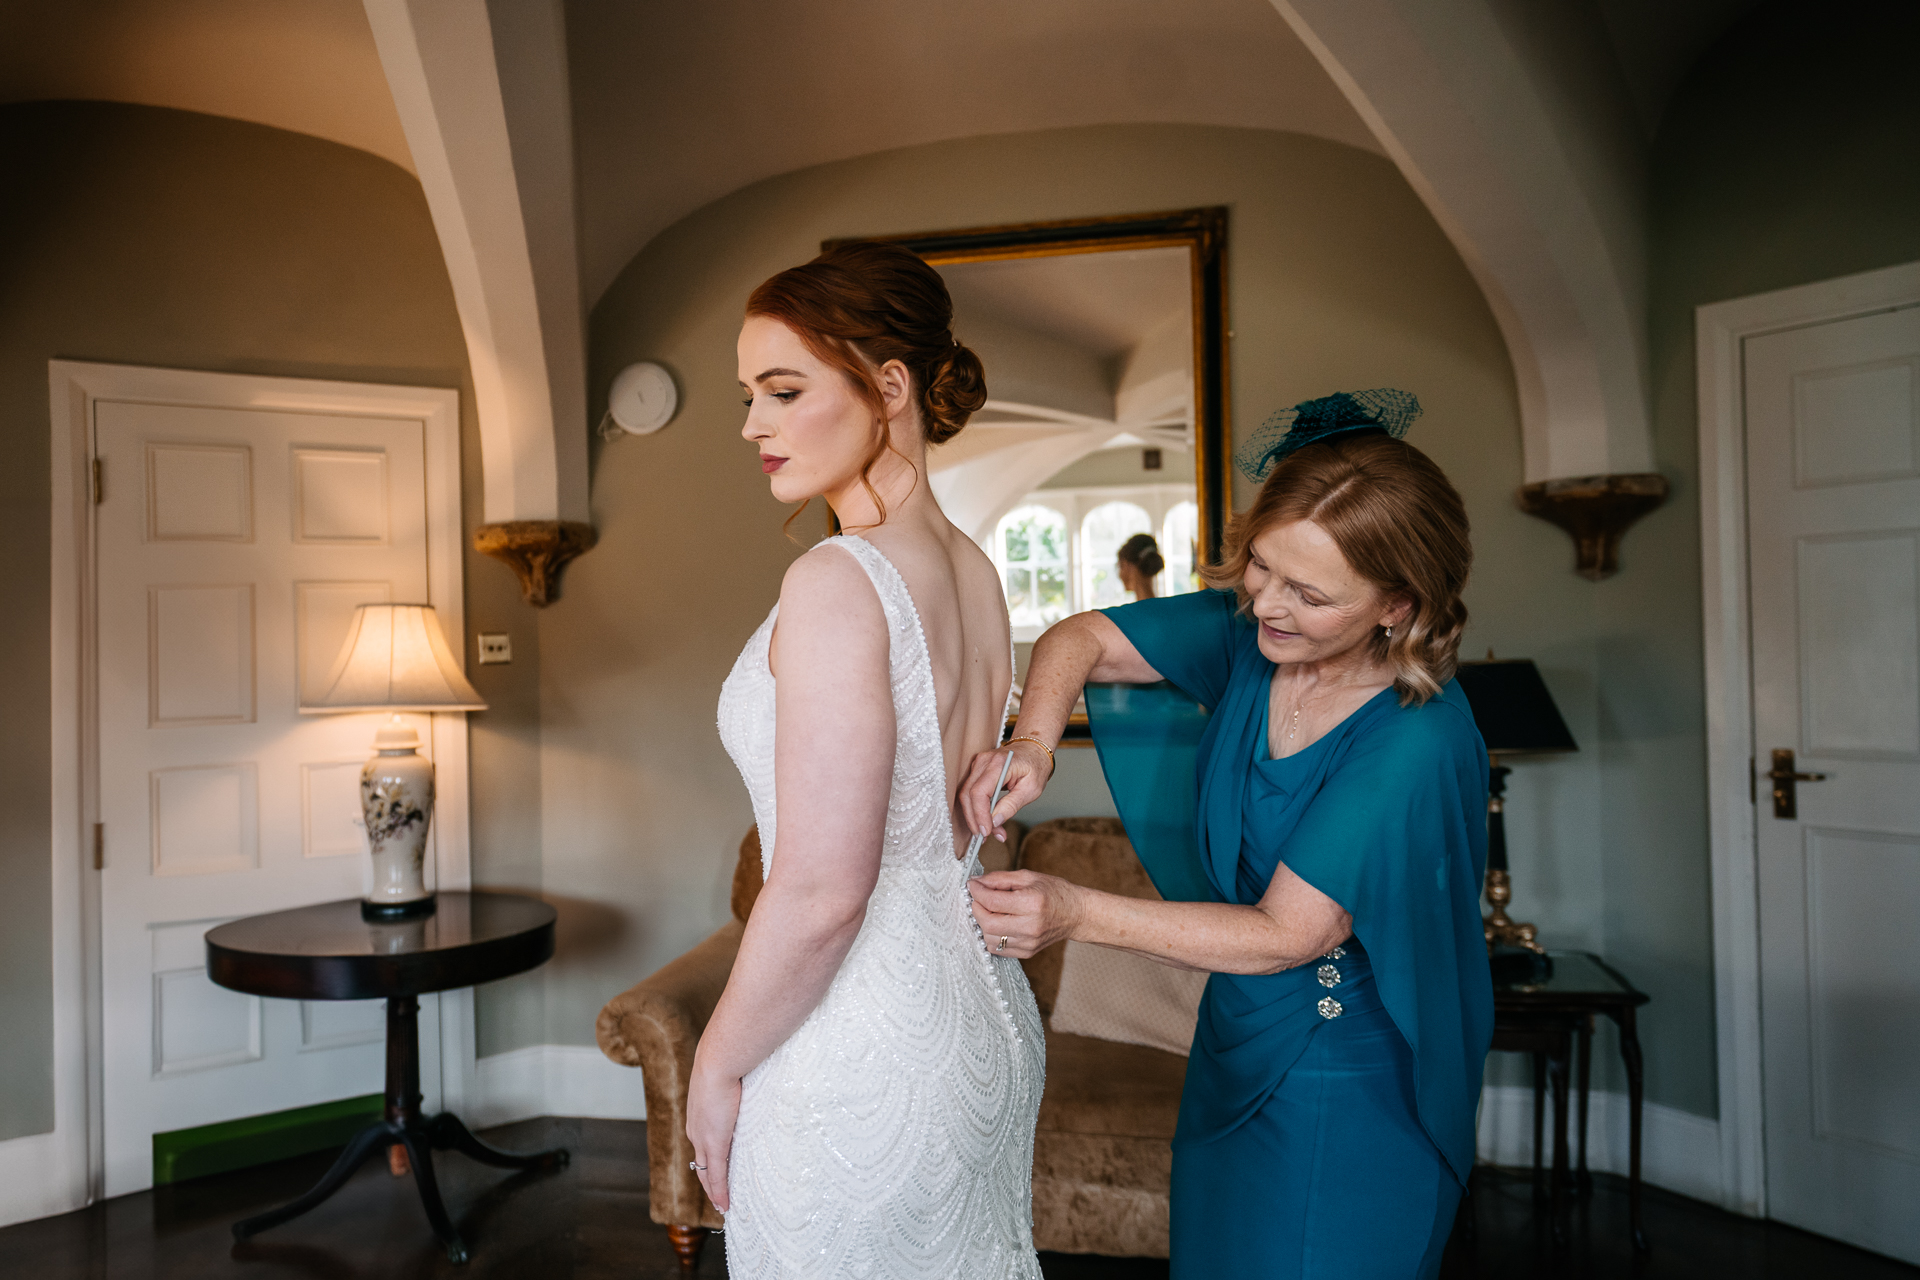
[1616, 0, 1920, 1123]
[0, 101, 545, 1138]
[556, 124, 1630, 1096]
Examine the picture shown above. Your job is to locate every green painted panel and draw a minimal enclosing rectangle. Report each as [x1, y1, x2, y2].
[152, 1093, 383, 1185]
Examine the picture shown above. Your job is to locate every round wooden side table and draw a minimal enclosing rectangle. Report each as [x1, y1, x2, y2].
[206, 892, 565, 1264]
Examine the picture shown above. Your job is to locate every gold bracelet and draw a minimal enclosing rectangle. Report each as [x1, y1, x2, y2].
[1006, 735, 1056, 773]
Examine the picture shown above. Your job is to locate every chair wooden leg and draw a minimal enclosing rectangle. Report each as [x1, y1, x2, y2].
[667, 1224, 709, 1270]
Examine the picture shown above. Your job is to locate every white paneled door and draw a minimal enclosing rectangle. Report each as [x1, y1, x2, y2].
[95, 402, 442, 1197]
[1745, 303, 1920, 1264]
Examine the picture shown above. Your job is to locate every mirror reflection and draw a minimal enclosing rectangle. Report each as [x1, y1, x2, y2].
[928, 246, 1202, 653]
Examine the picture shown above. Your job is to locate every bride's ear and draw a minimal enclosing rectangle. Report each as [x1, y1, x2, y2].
[877, 359, 913, 423]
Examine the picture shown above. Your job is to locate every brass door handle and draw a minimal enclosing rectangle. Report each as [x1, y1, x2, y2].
[1767, 748, 1827, 819]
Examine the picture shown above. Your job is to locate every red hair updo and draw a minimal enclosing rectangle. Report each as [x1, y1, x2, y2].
[747, 242, 987, 524]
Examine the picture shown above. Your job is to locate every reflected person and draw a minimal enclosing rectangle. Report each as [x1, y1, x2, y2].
[1116, 532, 1163, 600]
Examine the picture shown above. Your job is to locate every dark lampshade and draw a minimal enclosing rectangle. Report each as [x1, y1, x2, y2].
[1454, 659, 1577, 756]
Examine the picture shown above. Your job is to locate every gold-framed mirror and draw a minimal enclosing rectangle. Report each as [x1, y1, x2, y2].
[828, 209, 1230, 742]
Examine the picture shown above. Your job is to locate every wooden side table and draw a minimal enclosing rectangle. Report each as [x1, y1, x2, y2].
[206, 892, 566, 1264]
[1489, 950, 1651, 1254]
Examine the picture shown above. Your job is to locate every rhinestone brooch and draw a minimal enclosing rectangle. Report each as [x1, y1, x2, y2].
[1322, 945, 1346, 960]
[1317, 964, 1342, 988]
[1318, 996, 1344, 1019]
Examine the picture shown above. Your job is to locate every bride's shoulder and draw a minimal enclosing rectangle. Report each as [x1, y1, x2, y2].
[777, 539, 885, 625]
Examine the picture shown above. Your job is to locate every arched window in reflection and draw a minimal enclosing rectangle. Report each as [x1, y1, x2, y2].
[1161, 501, 1199, 596]
[994, 504, 1071, 632]
[1081, 501, 1153, 609]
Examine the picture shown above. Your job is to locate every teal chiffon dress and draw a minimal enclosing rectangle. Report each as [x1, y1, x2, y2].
[1086, 590, 1493, 1279]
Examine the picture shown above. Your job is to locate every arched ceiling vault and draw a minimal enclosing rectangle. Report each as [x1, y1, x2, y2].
[565, 0, 1381, 308]
[1275, 0, 1658, 480]
[372, 0, 1734, 521]
[5, 0, 1762, 539]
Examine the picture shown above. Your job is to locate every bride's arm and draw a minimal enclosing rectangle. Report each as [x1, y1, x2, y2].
[687, 549, 895, 1211]
[958, 610, 1162, 839]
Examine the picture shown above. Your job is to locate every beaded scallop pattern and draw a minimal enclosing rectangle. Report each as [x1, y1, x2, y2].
[716, 535, 1045, 1280]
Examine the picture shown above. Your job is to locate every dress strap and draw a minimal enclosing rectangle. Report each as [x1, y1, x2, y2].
[822, 535, 916, 648]
[820, 536, 944, 779]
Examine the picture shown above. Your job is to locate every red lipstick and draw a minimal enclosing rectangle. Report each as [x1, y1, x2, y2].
[760, 454, 787, 474]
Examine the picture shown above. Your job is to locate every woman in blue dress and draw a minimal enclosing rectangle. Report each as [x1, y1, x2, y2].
[962, 391, 1492, 1279]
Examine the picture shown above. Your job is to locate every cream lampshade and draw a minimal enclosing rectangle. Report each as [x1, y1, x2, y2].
[304, 605, 487, 920]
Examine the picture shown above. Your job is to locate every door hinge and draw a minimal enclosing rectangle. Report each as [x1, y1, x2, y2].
[91, 458, 103, 505]
[92, 822, 104, 871]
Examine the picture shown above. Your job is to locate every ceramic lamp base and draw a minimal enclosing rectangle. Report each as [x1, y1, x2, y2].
[361, 719, 437, 918]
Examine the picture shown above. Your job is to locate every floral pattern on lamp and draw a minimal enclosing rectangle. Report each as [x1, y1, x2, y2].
[361, 720, 436, 917]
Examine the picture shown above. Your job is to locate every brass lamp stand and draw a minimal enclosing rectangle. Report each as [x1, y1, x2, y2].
[1454, 657, 1577, 964]
[1481, 758, 1542, 953]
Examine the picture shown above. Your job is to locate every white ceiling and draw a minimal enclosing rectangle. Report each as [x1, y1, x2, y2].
[0, 0, 1772, 312]
[565, 0, 1381, 305]
[943, 247, 1192, 361]
[0, 0, 413, 173]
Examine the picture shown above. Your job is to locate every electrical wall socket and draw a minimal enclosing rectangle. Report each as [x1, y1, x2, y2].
[477, 633, 513, 665]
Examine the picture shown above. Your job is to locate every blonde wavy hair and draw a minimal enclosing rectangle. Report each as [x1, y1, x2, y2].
[1202, 432, 1471, 704]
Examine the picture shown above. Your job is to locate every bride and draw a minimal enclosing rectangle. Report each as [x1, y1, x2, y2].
[689, 241, 1046, 1278]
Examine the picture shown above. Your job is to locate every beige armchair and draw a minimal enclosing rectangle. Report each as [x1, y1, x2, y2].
[1018, 817, 1186, 1257]
[597, 817, 1184, 1267]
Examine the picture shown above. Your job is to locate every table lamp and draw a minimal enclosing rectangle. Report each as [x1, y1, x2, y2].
[303, 604, 487, 920]
[1452, 656, 1577, 957]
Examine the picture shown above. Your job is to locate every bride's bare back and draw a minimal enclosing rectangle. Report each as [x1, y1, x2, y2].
[859, 521, 1012, 858]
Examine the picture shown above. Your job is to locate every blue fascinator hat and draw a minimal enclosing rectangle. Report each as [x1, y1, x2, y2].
[1235, 388, 1423, 481]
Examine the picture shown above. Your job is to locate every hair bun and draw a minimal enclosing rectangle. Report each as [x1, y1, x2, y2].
[921, 341, 987, 445]
[1118, 532, 1165, 578]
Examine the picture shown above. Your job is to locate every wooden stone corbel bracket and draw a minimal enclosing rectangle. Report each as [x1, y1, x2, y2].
[474, 520, 598, 606]
[1518, 473, 1669, 581]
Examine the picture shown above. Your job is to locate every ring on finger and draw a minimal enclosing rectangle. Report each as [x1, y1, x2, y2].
[996, 935, 1009, 953]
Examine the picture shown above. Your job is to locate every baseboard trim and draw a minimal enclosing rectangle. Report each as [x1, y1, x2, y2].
[469, 1044, 647, 1129]
[0, 1127, 90, 1229]
[2, 1066, 1730, 1228]
[1476, 1084, 1725, 1207]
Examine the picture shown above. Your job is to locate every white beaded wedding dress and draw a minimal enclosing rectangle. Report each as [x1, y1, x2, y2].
[716, 535, 1045, 1280]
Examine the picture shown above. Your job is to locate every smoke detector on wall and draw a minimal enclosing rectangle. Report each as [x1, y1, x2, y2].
[599, 362, 678, 439]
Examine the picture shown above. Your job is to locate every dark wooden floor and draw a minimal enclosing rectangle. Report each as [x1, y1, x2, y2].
[0, 1118, 1912, 1278]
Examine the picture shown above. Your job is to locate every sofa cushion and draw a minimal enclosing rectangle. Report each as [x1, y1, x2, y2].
[1037, 1030, 1185, 1140]
[1033, 1131, 1173, 1257]
[1017, 818, 1162, 1016]
[1050, 940, 1206, 1057]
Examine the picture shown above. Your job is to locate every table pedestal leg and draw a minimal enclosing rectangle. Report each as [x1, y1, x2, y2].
[1548, 1024, 1571, 1249]
[428, 1111, 569, 1172]
[229, 1123, 396, 1240]
[1576, 1015, 1594, 1196]
[1530, 1052, 1547, 1204]
[231, 995, 568, 1264]
[1612, 1005, 1650, 1256]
